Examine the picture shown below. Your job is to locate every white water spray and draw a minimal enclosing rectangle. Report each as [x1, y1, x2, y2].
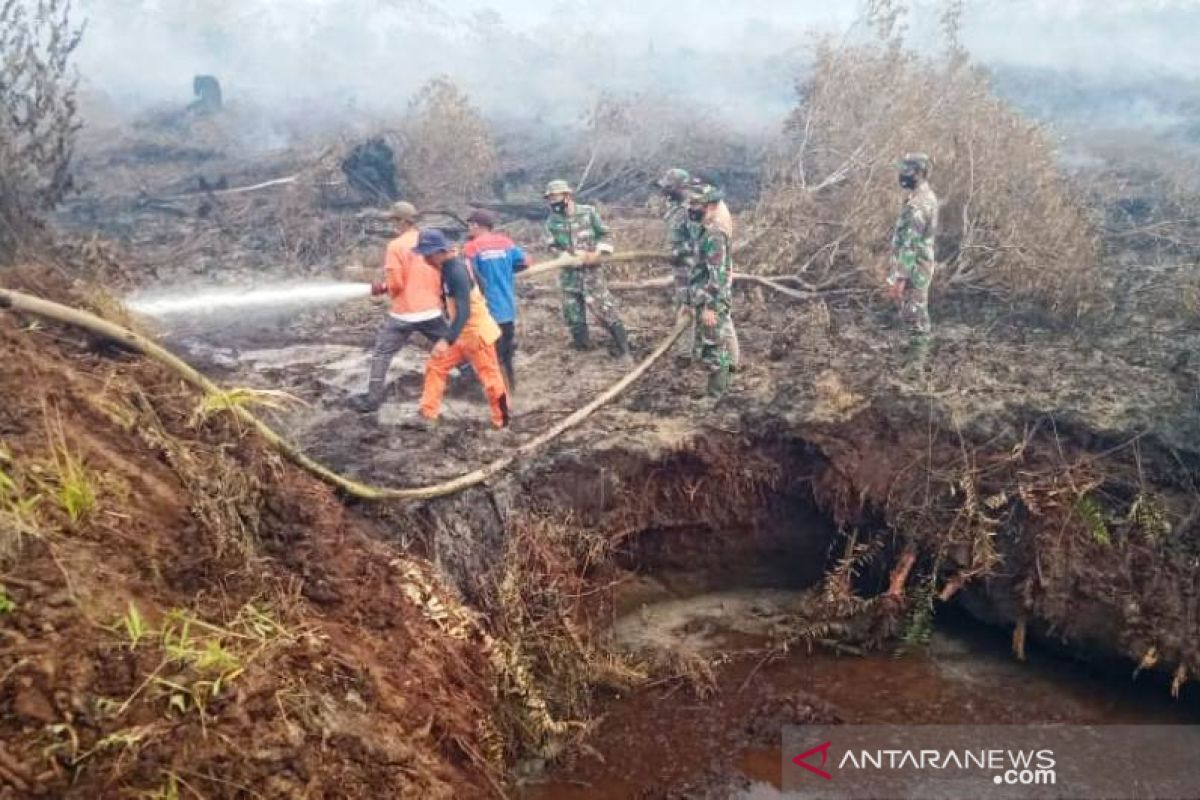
[127, 281, 372, 317]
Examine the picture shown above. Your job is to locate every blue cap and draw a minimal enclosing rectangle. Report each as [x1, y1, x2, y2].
[412, 227, 451, 255]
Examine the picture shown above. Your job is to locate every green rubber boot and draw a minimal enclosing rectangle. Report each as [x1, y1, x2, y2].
[900, 334, 931, 379]
[609, 321, 633, 362]
[706, 364, 731, 398]
[570, 326, 592, 352]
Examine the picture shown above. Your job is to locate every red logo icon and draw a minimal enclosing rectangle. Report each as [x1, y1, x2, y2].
[793, 741, 834, 780]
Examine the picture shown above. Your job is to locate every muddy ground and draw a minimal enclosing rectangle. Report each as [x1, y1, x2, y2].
[4, 117, 1200, 796]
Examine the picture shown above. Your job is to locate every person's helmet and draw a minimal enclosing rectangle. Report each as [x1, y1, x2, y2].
[688, 183, 725, 205]
[898, 153, 933, 178]
[654, 168, 691, 191]
[543, 179, 574, 197]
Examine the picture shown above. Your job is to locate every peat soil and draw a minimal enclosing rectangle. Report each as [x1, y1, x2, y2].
[13, 120, 1200, 796]
[0, 268, 501, 798]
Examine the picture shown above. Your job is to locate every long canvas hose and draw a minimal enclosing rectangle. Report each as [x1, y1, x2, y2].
[1, 286, 690, 501]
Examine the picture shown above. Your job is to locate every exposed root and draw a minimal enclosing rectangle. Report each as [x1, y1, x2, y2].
[1171, 664, 1189, 699]
[886, 545, 917, 601]
[1013, 615, 1028, 662]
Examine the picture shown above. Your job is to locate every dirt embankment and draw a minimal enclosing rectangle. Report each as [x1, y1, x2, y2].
[0, 268, 501, 798]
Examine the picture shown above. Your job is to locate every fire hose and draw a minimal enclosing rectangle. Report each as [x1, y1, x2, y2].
[0, 286, 690, 502]
[0, 248, 826, 501]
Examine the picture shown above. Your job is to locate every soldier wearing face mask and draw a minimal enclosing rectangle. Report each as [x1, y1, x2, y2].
[654, 168, 698, 312]
[887, 152, 939, 374]
[542, 179, 632, 360]
[654, 168, 742, 371]
[687, 184, 734, 398]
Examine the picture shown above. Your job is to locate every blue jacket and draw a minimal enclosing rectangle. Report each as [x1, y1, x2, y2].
[463, 231, 527, 324]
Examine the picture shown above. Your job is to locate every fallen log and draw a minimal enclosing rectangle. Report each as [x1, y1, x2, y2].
[467, 200, 548, 221]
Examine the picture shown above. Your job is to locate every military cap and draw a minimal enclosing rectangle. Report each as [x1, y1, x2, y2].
[654, 168, 692, 191]
[898, 153, 933, 175]
[688, 183, 725, 205]
[543, 179, 574, 197]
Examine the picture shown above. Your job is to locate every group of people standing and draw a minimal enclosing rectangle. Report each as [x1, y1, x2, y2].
[348, 152, 939, 429]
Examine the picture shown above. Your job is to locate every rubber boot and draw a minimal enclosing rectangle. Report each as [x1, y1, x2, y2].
[570, 326, 592, 352]
[348, 379, 385, 413]
[900, 334, 931, 379]
[706, 364, 731, 398]
[725, 321, 742, 373]
[609, 321, 633, 363]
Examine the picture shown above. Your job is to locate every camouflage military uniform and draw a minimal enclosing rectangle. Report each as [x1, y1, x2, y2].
[890, 181, 939, 345]
[545, 203, 625, 347]
[656, 168, 698, 311]
[690, 221, 733, 378]
[666, 200, 698, 310]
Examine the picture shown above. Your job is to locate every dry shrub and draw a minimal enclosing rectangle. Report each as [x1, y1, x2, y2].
[571, 91, 755, 202]
[1079, 134, 1200, 317]
[748, 5, 1100, 317]
[0, 0, 82, 260]
[399, 75, 496, 202]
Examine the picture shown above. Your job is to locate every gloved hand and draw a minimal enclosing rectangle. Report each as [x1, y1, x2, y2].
[370, 281, 388, 297]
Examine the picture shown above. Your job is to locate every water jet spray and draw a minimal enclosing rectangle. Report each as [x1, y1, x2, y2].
[126, 281, 373, 318]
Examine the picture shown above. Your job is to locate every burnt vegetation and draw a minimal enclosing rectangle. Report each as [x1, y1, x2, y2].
[0, 0, 82, 261]
[3, 0, 1200, 796]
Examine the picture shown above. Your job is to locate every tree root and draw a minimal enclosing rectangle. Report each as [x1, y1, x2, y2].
[938, 573, 968, 602]
[886, 545, 918, 600]
[1, 288, 690, 502]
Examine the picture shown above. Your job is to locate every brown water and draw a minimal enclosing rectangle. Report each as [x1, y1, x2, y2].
[520, 591, 1199, 799]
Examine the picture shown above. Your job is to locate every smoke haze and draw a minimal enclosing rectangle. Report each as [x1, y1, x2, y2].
[74, 1, 1200, 135]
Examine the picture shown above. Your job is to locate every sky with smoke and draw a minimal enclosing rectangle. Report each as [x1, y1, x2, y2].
[74, 0, 1200, 130]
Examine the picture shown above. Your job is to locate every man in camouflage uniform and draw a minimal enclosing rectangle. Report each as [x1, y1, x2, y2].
[543, 179, 632, 359]
[888, 152, 939, 372]
[654, 168, 697, 312]
[687, 184, 734, 397]
[654, 168, 742, 370]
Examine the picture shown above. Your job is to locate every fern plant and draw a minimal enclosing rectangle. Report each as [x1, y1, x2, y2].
[1075, 494, 1112, 547]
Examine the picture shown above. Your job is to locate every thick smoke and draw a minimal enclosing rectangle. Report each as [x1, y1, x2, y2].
[73, 0, 1200, 137]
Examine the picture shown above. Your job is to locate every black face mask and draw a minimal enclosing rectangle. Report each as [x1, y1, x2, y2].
[899, 174, 918, 190]
[666, 189, 685, 203]
[550, 201, 568, 215]
[688, 207, 705, 222]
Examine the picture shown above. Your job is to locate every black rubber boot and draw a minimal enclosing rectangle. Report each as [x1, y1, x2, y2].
[609, 322, 633, 362]
[570, 327, 592, 351]
[348, 380, 385, 413]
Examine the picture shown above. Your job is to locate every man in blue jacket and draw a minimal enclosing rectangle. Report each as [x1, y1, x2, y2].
[463, 209, 529, 391]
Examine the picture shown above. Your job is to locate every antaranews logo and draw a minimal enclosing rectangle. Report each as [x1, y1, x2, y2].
[785, 724, 1200, 799]
[792, 741, 833, 781]
[790, 741, 1057, 786]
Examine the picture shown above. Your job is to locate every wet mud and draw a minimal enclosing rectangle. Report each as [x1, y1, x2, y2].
[523, 584, 1200, 799]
